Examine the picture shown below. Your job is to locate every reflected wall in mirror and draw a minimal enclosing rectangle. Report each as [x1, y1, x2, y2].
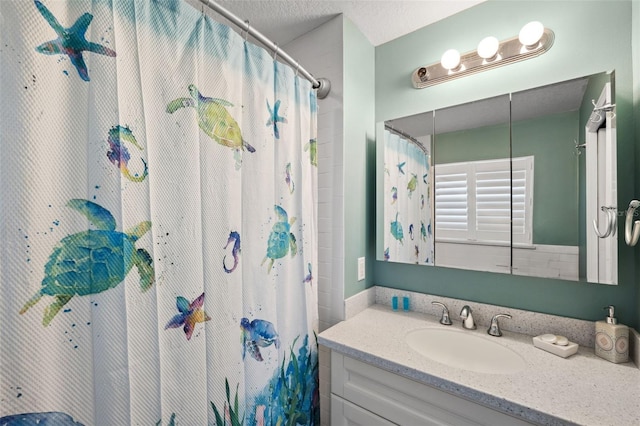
[433, 95, 511, 274]
[383, 112, 434, 265]
[377, 71, 617, 284]
[511, 72, 617, 283]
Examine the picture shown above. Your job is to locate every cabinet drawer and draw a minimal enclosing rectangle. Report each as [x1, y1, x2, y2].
[331, 394, 396, 426]
[331, 352, 535, 426]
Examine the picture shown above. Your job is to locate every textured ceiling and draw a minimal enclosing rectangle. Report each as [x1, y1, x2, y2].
[196, 0, 485, 47]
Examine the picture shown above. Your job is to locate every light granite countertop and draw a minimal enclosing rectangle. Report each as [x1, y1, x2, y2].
[318, 304, 640, 426]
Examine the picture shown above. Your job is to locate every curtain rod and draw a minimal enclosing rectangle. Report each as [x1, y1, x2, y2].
[384, 124, 429, 156]
[197, 0, 331, 99]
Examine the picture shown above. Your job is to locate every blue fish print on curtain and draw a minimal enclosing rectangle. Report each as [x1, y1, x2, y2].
[33, 0, 116, 81]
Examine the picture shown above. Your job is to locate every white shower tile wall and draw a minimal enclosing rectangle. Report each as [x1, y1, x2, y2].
[286, 16, 345, 333]
[512, 244, 579, 281]
[284, 16, 346, 426]
[434, 243, 579, 280]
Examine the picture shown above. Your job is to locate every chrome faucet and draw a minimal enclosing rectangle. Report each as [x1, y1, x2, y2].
[459, 305, 476, 330]
[487, 313, 512, 337]
[431, 301, 452, 325]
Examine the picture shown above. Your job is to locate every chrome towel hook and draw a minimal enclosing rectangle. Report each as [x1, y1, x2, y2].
[593, 206, 617, 238]
[625, 200, 640, 246]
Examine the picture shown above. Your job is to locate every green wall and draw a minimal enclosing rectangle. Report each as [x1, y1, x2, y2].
[343, 18, 376, 298]
[372, 0, 638, 327]
[512, 111, 579, 246]
[435, 124, 509, 164]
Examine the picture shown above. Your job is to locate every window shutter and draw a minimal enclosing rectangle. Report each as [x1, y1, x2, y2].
[512, 156, 534, 244]
[435, 156, 533, 245]
[475, 168, 511, 241]
[435, 164, 469, 240]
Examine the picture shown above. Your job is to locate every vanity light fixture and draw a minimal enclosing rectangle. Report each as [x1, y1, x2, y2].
[412, 21, 554, 89]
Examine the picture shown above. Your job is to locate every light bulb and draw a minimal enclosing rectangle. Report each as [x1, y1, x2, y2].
[519, 21, 544, 47]
[477, 36, 499, 59]
[441, 49, 461, 70]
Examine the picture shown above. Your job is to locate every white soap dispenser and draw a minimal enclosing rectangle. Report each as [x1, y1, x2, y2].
[595, 305, 629, 364]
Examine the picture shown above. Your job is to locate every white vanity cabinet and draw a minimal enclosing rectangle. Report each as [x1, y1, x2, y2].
[330, 351, 536, 426]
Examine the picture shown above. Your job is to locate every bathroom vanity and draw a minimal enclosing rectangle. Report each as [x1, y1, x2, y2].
[318, 305, 640, 425]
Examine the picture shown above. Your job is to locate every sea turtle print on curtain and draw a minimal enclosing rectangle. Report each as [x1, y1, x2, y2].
[0, 0, 318, 424]
[19, 199, 154, 327]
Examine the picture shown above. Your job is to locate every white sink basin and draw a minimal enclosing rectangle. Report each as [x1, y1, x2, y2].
[405, 327, 526, 374]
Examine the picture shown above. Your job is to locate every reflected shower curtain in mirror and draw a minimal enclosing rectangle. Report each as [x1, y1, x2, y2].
[383, 130, 434, 264]
[0, 1, 318, 424]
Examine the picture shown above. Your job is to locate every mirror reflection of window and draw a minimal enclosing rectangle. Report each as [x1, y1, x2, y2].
[433, 95, 511, 274]
[435, 156, 533, 245]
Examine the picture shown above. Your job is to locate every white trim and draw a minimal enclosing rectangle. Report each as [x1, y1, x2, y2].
[586, 82, 617, 284]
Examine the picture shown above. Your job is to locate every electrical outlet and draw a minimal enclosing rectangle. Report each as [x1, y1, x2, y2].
[357, 257, 365, 281]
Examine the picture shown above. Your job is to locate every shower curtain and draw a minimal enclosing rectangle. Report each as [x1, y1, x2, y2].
[383, 130, 434, 264]
[0, 1, 318, 425]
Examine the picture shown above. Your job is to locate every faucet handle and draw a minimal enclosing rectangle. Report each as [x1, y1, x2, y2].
[487, 313, 512, 337]
[431, 301, 452, 325]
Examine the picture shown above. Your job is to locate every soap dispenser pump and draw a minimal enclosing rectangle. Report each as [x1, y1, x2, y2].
[595, 305, 629, 364]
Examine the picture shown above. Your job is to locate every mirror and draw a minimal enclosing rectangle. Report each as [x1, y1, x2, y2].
[382, 111, 434, 265]
[377, 71, 617, 284]
[511, 73, 617, 283]
[433, 95, 511, 274]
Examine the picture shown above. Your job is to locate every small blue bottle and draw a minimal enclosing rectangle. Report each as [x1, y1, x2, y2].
[391, 294, 399, 311]
[402, 294, 410, 311]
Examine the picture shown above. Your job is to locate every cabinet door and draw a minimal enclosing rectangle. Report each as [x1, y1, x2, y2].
[331, 394, 396, 426]
[332, 352, 536, 426]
